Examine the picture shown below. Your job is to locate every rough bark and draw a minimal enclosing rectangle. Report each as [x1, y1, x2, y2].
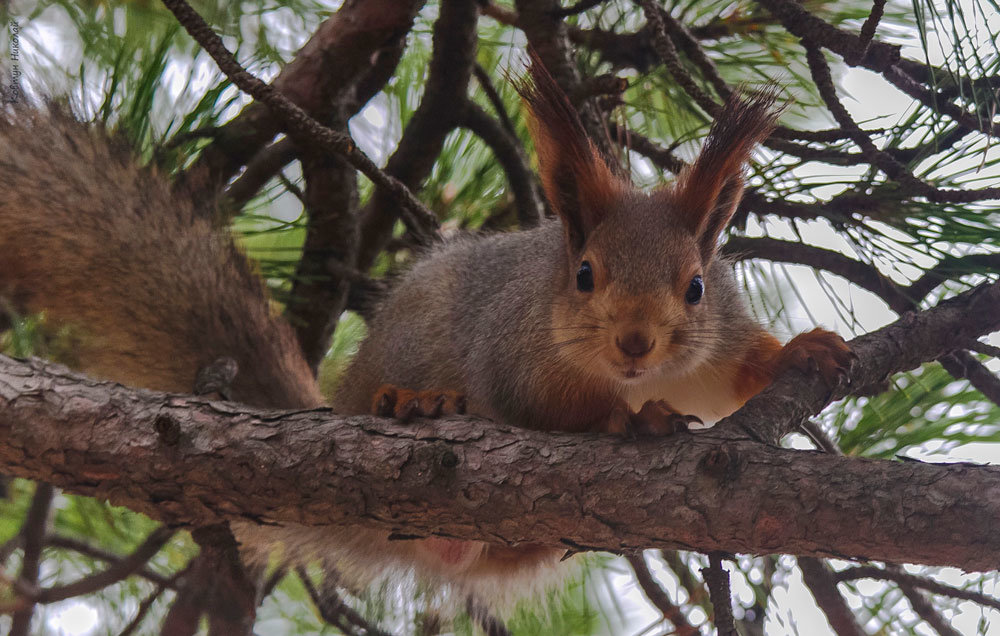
[1, 358, 998, 572]
[2, 284, 999, 572]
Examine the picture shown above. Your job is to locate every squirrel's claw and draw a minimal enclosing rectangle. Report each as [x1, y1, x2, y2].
[630, 399, 700, 436]
[371, 385, 467, 422]
[777, 328, 854, 387]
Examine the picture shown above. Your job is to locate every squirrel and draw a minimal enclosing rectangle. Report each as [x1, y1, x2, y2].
[322, 63, 855, 591]
[0, 62, 852, 604]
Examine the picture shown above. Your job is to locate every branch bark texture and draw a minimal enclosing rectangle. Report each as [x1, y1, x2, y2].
[0, 344, 998, 572]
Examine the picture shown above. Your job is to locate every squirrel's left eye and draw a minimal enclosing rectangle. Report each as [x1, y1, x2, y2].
[577, 261, 594, 293]
[685, 275, 704, 305]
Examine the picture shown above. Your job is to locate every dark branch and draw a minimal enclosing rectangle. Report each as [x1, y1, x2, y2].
[286, 123, 360, 372]
[46, 535, 175, 588]
[702, 554, 737, 636]
[462, 103, 544, 228]
[720, 281, 1000, 444]
[722, 235, 912, 311]
[626, 553, 698, 635]
[160, 0, 439, 244]
[36, 527, 174, 604]
[354, 0, 479, 268]
[834, 565, 1000, 611]
[176, 0, 424, 199]
[10, 483, 53, 636]
[798, 557, 866, 636]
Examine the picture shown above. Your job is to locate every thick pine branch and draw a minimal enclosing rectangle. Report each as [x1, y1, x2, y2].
[0, 283, 999, 572]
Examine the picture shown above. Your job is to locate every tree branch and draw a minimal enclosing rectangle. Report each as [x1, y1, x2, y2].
[354, 0, 480, 268]
[297, 567, 394, 636]
[462, 102, 544, 228]
[626, 553, 698, 636]
[797, 557, 866, 636]
[10, 483, 53, 636]
[35, 527, 174, 604]
[286, 122, 360, 372]
[702, 554, 737, 636]
[719, 281, 1000, 443]
[177, 0, 425, 198]
[2, 282, 1000, 572]
[161, 0, 439, 244]
[46, 535, 175, 588]
[722, 235, 912, 310]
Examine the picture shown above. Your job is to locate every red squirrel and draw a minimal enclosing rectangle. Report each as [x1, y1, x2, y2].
[328, 62, 853, 589]
[0, 63, 850, 602]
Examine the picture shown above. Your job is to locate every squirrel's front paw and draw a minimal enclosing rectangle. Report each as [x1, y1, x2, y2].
[777, 328, 855, 386]
[629, 399, 702, 437]
[372, 384, 467, 422]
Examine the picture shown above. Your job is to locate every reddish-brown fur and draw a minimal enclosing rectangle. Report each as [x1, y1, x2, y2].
[333, 61, 852, 592]
[515, 55, 625, 251]
[0, 67, 853, 608]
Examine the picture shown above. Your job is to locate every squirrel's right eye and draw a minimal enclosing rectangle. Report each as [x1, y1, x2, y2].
[576, 261, 594, 292]
[685, 275, 704, 305]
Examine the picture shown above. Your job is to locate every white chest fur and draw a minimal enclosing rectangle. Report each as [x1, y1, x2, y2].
[625, 366, 745, 426]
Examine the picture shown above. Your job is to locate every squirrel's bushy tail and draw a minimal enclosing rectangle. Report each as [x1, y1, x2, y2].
[0, 105, 321, 408]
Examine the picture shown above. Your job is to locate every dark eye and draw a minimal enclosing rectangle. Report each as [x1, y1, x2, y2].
[685, 275, 704, 305]
[577, 261, 594, 292]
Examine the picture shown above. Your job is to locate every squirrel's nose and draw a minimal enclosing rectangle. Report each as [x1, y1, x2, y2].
[616, 331, 655, 358]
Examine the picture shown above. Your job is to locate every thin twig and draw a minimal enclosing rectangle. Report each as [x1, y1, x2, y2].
[884, 65, 1000, 138]
[798, 391, 956, 636]
[722, 235, 912, 311]
[462, 102, 544, 228]
[834, 565, 1000, 611]
[643, 3, 730, 99]
[850, 0, 887, 65]
[355, 0, 479, 269]
[805, 43, 1000, 203]
[626, 553, 699, 635]
[798, 557, 866, 636]
[908, 253, 1000, 301]
[222, 138, 299, 216]
[550, 0, 606, 18]
[894, 570, 962, 636]
[702, 553, 737, 636]
[297, 566, 393, 636]
[939, 351, 1000, 409]
[10, 483, 54, 636]
[968, 339, 1000, 358]
[757, 0, 1000, 137]
[119, 568, 186, 636]
[37, 527, 174, 603]
[159, 0, 439, 244]
[799, 420, 841, 454]
[46, 535, 174, 588]
[611, 123, 688, 174]
[640, 0, 720, 116]
[474, 63, 517, 135]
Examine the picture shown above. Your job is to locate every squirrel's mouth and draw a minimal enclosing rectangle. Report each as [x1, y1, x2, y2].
[618, 363, 649, 381]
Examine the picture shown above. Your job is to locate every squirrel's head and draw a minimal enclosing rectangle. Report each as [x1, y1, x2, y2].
[517, 58, 781, 385]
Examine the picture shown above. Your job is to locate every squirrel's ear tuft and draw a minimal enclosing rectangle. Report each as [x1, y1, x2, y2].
[514, 52, 621, 252]
[674, 88, 783, 261]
